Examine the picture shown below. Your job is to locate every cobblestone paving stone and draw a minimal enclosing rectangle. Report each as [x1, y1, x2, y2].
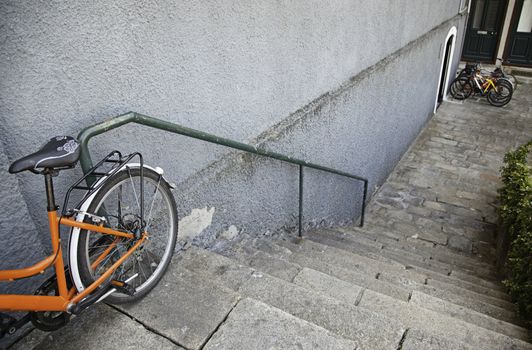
[366, 83, 532, 260]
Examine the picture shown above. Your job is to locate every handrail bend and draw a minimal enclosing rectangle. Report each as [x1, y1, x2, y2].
[77, 112, 368, 236]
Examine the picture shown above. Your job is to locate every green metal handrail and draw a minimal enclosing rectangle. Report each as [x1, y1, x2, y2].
[77, 112, 368, 236]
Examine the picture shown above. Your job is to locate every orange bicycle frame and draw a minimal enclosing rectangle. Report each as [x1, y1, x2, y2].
[0, 211, 145, 312]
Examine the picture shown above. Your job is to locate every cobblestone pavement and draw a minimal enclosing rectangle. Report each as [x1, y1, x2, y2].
[365, 82, 532, 260]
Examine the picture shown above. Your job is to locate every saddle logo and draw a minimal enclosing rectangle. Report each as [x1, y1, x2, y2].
[57, 140, 79, 154]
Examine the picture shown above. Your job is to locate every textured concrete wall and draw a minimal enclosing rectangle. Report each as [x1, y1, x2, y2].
[178, 16, 468, 247]
[0, 1, 465, 293]
[0, 142, 46, 294]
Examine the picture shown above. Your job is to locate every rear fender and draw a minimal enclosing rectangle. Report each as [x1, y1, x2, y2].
[67, 163, 174, 294]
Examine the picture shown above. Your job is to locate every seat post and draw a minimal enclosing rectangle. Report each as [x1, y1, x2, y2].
[44, 171, 57, 212]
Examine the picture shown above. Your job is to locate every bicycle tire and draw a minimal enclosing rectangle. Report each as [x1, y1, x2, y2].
[487, 80, 513, 107]
[449, 77, 472, 100]
[75, 167, 178, 304]
[503, 74, 517, 90]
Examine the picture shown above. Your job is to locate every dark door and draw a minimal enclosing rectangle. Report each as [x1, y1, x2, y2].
[506, 0, 532, 66]
[462, 0, 507, 62]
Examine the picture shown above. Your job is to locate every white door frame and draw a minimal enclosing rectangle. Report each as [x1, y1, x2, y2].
[434, 26, 458, 112]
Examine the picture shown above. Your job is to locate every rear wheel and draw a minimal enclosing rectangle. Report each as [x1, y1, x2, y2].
[449, 77, 472, 100]
[503, 74, 517, 90]
[76, 167, 178, 303]
[487, 80, 513, 107]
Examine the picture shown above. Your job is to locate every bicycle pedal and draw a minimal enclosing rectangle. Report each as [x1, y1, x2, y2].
[111, 280, 135, 296]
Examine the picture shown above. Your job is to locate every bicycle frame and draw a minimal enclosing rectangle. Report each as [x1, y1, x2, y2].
[472, 73, 497, 94]
[0, 210, 146, 312]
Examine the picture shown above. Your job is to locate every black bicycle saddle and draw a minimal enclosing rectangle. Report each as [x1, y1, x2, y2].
[8, 136, 81, 174]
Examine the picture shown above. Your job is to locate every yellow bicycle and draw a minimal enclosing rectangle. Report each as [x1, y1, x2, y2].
[450, 68, 513, 107]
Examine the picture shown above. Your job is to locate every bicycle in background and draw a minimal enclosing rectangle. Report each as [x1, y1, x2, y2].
[450, 63, 514, 107]
[493, 58, 517, 89]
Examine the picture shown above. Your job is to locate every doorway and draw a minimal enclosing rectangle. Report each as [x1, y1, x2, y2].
[506, 0, 532, 66]
[438, 36, 455, 105]
[434, 27, 457, 112]
[462, 0, 508, 62]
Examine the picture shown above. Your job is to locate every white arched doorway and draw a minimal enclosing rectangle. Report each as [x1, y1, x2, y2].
[434, 26, 457, 112]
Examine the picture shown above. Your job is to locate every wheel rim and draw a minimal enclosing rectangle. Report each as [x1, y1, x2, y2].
[489, 83, 512, 104]
[83, 174, 176, 299]
[451, 79, 471, 99]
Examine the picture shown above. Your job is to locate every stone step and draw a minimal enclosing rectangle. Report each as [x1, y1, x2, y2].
[449, 269, 506, 292]
[359, 289, 532, 350]
[190, 244, 529, 348]
[416, 283, 522, 326]
[274, 235, 522, 318]
[203, 298, 357, 350]
[382, 245, 502, 292]
[276, 235, 511, 303]
[352, 218, 488, 259]
[384, 218, 495, 255]
[370, 193, 497, 226]
[363, 220, 498, 266]
[275, 237, 426, 284]
[288, 252, 522, 326]
[239, 270, 404, 349]
[292, 268, 363, 304]
[425, 278, 515, 310]
[364, 209, 496, 249]
[316, 230, 506, 298]
[401, 329, 474, 350]
[313, 228, 451, 275]
[368, 182, 497, 222]
[233, 236, 412, 301]
[258, 236, 519, 316]
[10, 305, 182, 350]
[381, 172, 498, 211]
[306, 229, 506, 294]
[182, 246, 405, 349]
[334, 225, 498, 279]
[115, 255, 241, 350]
[217, 238, 301, 282]
[294, 267, 528, 342]
[409, 291, 528, 341]
[231, 235, 520, 325]
[341, 225, 498, 279]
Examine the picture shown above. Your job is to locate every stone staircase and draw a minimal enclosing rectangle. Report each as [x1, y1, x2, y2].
[12, 84, 532, 349]
[16, 235, 530, 349]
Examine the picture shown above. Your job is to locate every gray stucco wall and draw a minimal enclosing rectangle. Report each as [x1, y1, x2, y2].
[0, 141, 47, 294]
[0, 1, 466, 293]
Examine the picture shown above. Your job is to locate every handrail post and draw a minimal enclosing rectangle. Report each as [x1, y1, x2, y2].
[298, 165, 304, 237]
[360, 180, 368, 227]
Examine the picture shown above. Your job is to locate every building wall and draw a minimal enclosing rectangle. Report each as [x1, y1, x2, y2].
[0, 1, 466, 292]
[0, 141, 47, 293]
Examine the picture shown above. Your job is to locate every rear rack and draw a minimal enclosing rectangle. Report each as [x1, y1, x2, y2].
[61, 151, 144, 218]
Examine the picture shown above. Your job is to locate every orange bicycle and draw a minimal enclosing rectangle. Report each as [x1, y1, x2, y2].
[0, 136, 178, 336]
